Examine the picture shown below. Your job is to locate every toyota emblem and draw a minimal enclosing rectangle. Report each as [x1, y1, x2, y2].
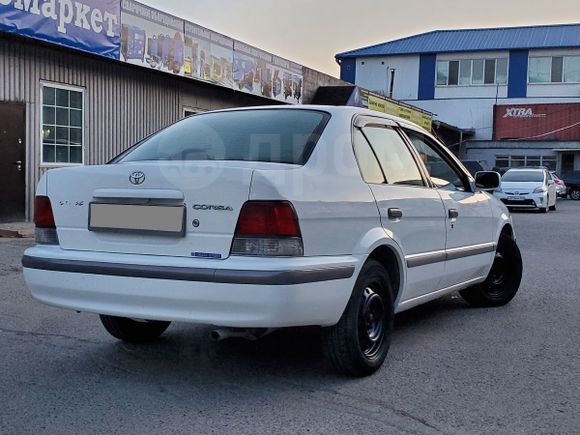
[129, 171, 145, 185]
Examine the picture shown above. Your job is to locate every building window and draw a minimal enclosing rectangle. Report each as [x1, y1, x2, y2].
[41, 84, 84, 164]
[542, 157, 557, 171]
[436, 61, 449, 85]
[529, 55, 580, 83]
[495, 155, 557, 171]
[495, 155, 510, 169]
[496, 58, 508, 84]
[564, 56, 580, 83]
[459, 59, 472, 85]
[472, 59, 484, 85]
[436, 58, 508, 86]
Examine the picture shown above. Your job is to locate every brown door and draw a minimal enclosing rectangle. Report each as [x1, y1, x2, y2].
[0, 103, 26, 222]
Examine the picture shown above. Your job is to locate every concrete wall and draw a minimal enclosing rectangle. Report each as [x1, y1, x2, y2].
[301, 68, 350, 103]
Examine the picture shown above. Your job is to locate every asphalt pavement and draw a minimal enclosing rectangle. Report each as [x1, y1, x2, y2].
[1, 200, 579, 434]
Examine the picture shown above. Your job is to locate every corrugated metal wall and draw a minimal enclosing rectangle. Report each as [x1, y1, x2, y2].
[0, 34, 271, 220]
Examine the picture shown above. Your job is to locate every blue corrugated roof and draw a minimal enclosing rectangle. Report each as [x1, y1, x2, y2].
[336, 23, 580, 59]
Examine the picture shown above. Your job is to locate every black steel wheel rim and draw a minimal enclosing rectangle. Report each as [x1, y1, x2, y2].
[358, 286, 385, 359]
[484, 252, 509, 296]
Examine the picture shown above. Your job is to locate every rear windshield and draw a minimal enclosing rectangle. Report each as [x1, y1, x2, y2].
[502, 170, 545, 182]
[117, 109, 330, 165]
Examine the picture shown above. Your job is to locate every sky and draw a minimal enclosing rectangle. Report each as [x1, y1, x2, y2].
[142, 0, 579, 77]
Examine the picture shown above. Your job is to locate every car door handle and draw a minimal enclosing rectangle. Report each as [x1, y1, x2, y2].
[448, 208, 459, 219]
[388, 208, 403, 219]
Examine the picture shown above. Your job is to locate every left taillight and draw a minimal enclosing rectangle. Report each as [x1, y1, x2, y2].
[34, 196, 59, 245]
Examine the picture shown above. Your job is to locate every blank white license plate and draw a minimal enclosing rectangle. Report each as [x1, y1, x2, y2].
[89, 203, 186, 236]
[507, 196, 524, 201]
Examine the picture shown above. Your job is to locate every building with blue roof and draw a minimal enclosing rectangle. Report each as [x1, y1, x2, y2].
[336, 24, 580, 174]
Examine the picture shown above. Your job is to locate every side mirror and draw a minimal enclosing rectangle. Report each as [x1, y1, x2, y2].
[475, 171, 501, 191]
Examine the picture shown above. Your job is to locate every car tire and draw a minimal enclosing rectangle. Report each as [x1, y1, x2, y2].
[459, 234, 523, 307]
[322, 259, 394, 377]
[570, 188, 580, 201]
[100, 315, 171, 343]
[550, 203, 556, 211]
[540, 205, 548, 213]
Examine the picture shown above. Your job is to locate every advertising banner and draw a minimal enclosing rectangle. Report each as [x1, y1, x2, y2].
[0, 0, 120, 59]
[184, 21, 233, 88]
[271, 55, 303, 104]
[358, 89, 432, 131]
[494, 103, 580, 141]
[120, 0, 184, 76]
[233, 40, 303, 104]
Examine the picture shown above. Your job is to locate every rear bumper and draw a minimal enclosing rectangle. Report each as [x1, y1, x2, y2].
[22, 246, 358, 328]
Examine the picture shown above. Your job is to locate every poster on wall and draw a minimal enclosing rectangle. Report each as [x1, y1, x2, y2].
[0, 0, 120, 59]
[184, 21, 233, 88]
[271, 56, 303, 104]
[233, 41, 304, 104]
[120, 0, 184, 76]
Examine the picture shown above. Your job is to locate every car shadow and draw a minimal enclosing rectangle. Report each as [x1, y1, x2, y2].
[55, 295, 475, 385]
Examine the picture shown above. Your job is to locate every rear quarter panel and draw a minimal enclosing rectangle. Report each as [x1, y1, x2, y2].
[249, 111, 384, 258]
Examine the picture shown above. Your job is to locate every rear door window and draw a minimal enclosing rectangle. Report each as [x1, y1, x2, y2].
[361, 126, 425, 187]
[352, 129, 385, 184]
[118, 109, 330, 165]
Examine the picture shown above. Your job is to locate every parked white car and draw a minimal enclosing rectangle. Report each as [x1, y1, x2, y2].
[22, 106, 523, 376]
[495, 167, 557, 212]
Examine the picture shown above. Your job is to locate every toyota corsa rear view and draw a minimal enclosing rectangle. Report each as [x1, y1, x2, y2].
[22, 106, 522, 377]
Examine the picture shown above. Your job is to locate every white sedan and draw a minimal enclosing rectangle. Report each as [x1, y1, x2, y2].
[495, 168, 557, 212]
[22, 106, 522, 376]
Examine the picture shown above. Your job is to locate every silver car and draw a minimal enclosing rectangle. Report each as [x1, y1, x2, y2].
[550, 172, 567, 198]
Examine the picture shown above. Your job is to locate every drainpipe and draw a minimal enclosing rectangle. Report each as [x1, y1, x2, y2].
[388, 68, 396, 99]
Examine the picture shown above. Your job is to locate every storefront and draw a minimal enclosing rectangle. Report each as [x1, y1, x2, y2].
[0, 0, 345, 221]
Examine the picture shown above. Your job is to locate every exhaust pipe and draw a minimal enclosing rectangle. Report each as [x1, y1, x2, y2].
[210, 328, 276, 342]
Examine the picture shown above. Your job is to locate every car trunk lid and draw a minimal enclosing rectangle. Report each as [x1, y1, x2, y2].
[47, 161, 260, 259]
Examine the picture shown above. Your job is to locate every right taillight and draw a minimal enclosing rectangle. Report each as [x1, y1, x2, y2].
[34, 196, 59, 245]
[231, 201, 304, 257]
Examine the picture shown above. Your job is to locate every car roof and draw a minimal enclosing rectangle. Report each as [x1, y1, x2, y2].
[506, 167, 546, 171]
[206, 104, 425, 130]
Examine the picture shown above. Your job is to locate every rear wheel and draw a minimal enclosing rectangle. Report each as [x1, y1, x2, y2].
[570, 188, 580, 200]
[322, 260, 394, 377]
[460, 234, 522, 307]
[100, 315, 171, 343]
[550, 203, 557, 211]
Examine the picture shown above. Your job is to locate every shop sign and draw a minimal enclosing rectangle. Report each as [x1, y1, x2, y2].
[357, 89, 432, 131]
[0, 0, 120, 59]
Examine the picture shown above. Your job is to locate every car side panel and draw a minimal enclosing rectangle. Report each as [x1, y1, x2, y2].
[437, 190, 495, 288]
